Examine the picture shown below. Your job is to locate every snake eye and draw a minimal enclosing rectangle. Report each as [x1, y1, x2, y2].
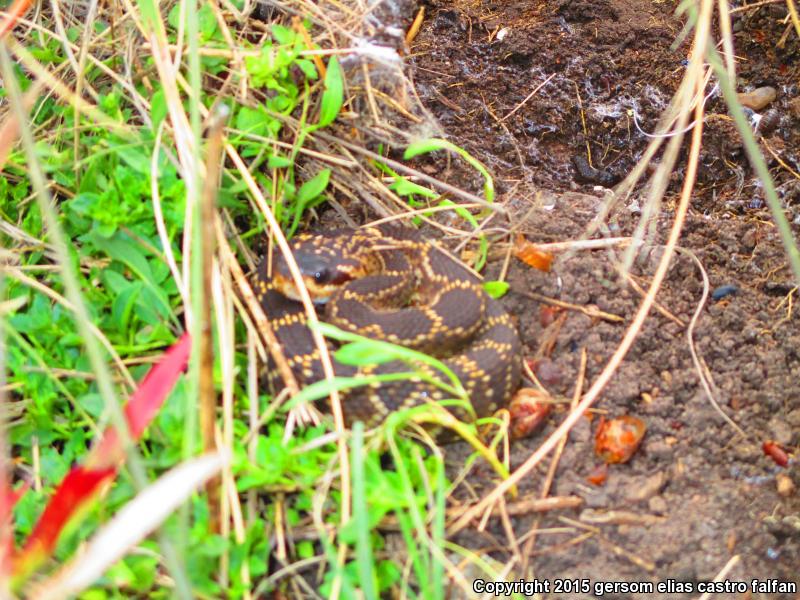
[313, 269, 330, 283]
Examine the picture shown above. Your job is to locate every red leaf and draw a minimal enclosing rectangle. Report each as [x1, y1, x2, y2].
[0, 481, 26, 525]
[513, 234, 554, 272]
[88, 333, 191, 470]
[13, 465, 116, 577]
[1, 481, 28, 574]
[0, 0, 33, 38]
[11, 334, 191, 580]
[126, 332, 191, 437]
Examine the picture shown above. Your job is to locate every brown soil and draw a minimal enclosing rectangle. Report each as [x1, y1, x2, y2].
[403, 0, 800, 596]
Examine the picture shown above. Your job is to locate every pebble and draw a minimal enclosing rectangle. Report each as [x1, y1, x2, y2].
[741, 228, 757, 250]
[625, 471, 667, 502]
[645, 439, 674, 461]
[648, 496, 668, 515]
[737, 86, 777, 111]
[776, 473, 795, 497]
[572, 155, 618, 187]
[758, 108, 781, 135]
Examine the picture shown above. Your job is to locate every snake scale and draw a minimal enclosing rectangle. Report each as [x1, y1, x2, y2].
[255, 224, 522, 426]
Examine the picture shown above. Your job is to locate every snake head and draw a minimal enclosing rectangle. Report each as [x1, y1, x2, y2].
[272, 235, 369, 303]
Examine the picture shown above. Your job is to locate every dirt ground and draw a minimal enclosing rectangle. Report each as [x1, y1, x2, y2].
[400, 0, 800, 597]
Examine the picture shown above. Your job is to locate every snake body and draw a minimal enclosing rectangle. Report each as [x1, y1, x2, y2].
[255, 225, 521, 425]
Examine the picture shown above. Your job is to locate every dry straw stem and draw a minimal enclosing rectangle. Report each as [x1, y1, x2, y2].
[448, 0, 715, 536]
[698, 555, 741, 600]
[199, 107, 229, 534]
[728, 0, 783, 12]
[144, 10, 356, 584]
[163, 61, 337, 420]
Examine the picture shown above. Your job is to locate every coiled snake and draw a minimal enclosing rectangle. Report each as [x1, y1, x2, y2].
[255, 225, 522, 425]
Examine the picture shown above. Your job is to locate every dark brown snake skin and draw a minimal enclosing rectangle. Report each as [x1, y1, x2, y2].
[255, 224, 522, 425]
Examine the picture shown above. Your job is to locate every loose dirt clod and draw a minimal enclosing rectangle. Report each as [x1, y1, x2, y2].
[737, 85, 777, 110]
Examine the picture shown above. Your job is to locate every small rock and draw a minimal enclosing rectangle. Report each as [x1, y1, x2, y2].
[583, 488, 610, 508]
[737, 86, 777, 111]
[776, 474, 795, 497]
[648, 496, 668, 515]
[625, 471, 667, 502]
[646, 439, 674, 461]
[758, 108, 781, 135]
[572, 155, 618, 187]
[742, 326, 759, 343]
[741, 228, 757, 250]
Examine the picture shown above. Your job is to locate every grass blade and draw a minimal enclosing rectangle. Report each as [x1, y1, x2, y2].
[351, 423, 378, 599]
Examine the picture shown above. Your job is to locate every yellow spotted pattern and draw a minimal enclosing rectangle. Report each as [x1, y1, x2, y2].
[256, 225, 522, 425]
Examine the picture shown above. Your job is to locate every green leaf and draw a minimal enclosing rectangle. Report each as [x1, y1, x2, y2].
[334, 341, 405, 366]
[116, 144, 150, 175]
[296, 58, 318, 79]
[297, 540, 314, 560]
[483, 281, 509, 299]
[403, 138, 495, 203]
[271, 24, 296, 46]
[111, 281, 142, 332]
[150, 88, 167, 130]
[390, 177, 438, 199]
[295, 169, 330, 204]
[350, 423, 378, 599]
[268, 155, 292, 169]
[403, 139, 450, 158]
[89, 233, 173, 318]
[236, 106, 268, 137]
[198, 3, 218, 42]
[317, 56, 343, 127]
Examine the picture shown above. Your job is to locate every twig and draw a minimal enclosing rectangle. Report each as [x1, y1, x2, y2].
[511, 289, 624, 323]
[728, 0, 783, 13]
[405, 6, 425, 46]
[199, 105, 229, 534]
[625, 273, 686, 327]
